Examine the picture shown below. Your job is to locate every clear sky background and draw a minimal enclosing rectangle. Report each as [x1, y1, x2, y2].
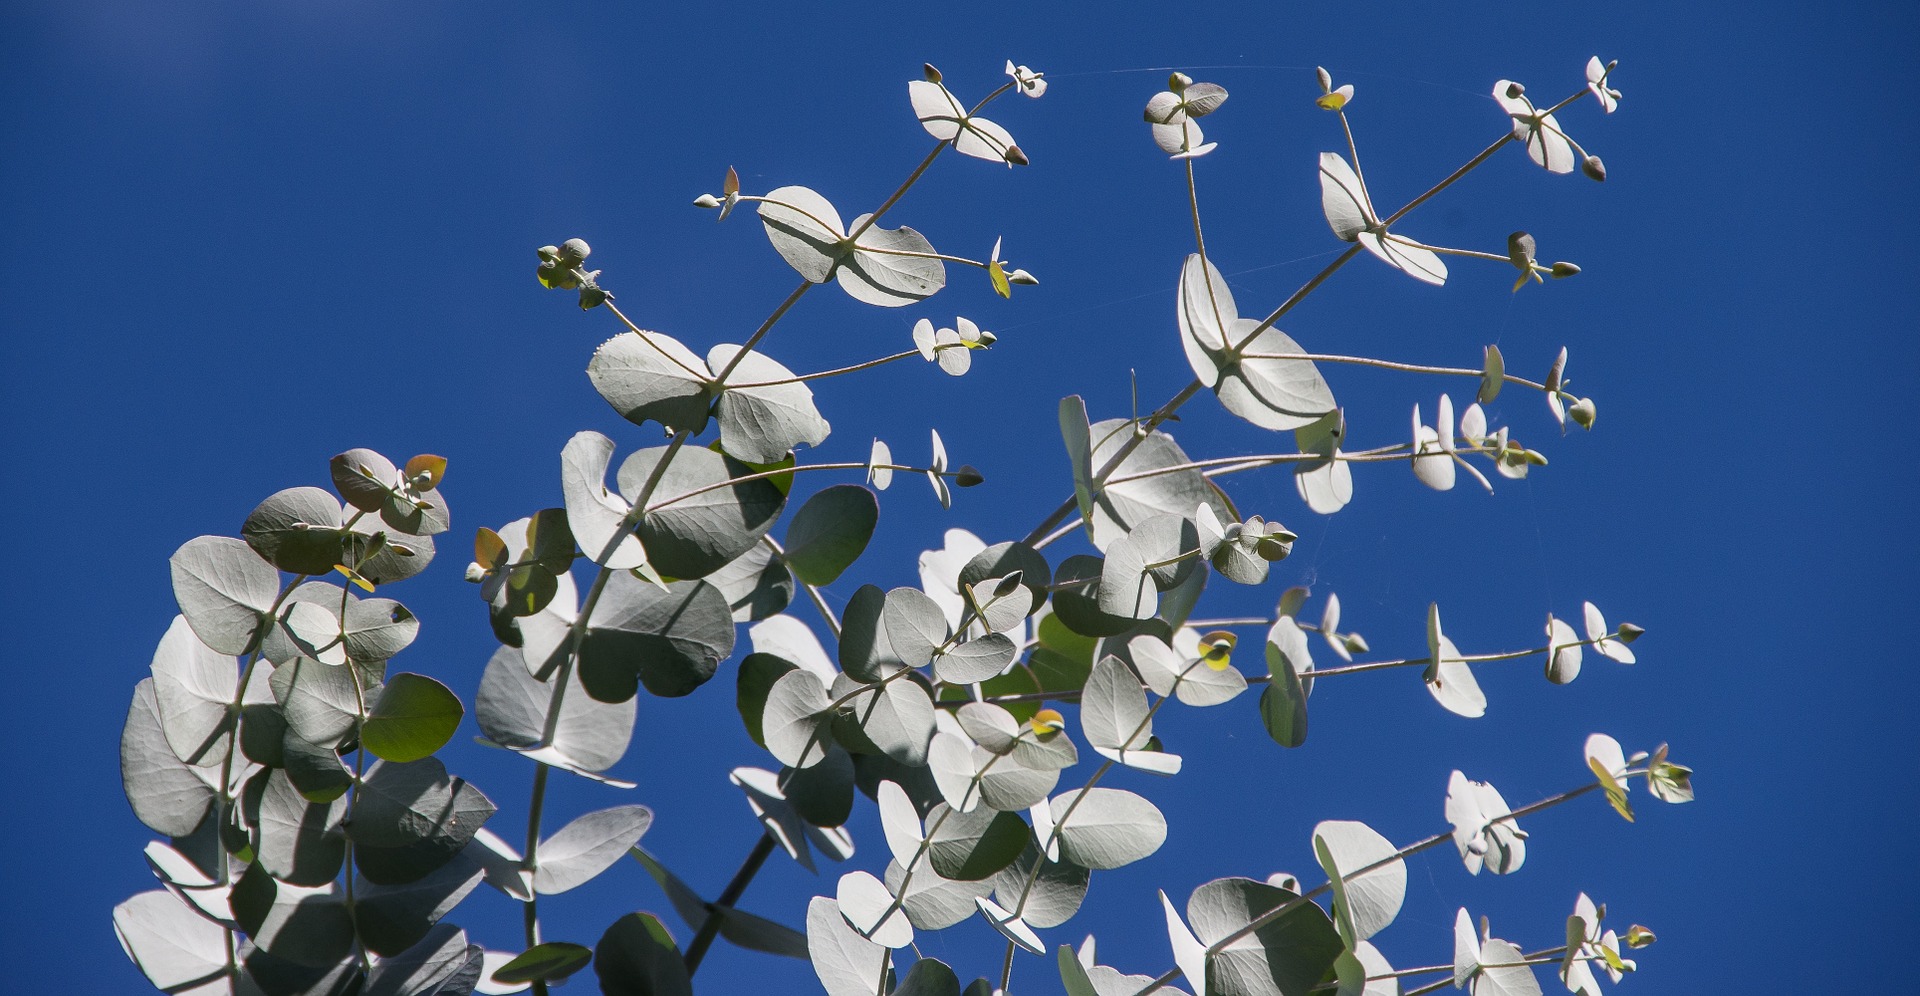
[5, 2, 1914, 993]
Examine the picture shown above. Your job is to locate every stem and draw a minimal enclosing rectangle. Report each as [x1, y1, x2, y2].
[602, 300, 712, 382]
[343, 659, 372, 975]
[728, 350, 920, 389]
[645, 461, 951, 513]
[1398, 947, 1572, 996]
[710, 281, 813, 386]
[1234, 350, 1549, 392]
[1382, 133, 1512, 227]
[682, 832, 778, 974]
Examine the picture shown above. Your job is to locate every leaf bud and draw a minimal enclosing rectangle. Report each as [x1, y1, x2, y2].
[922, 63, 942, 83]
[954, 465, 984, 488]
[1254, 527, 1297, 562]
[1504, 81, 1526, 98]
[536, 245, 561, 262]
[1624, 925, 1657, 948]
[557, 238, 591, 266]
[1343, 633, 1370, 655]
[1581, 155, 1608, 182]
[693, 193, 723, 209]
[1616, 622, 1645, 643]
[1315, 66, 1333, 93]
[464, 563, 486, 583]
[1168, 71, 1192, 92]
[578, 283, 609, 310]
[1550, 261, 1581, 278]
[1003, 144, 1029, 167]
[1007, 268, 1039, 285]
[1569, 397, 1597, 430]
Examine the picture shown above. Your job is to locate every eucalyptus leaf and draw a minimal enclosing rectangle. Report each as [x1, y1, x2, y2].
[581, 576, 735, 701]
[355, 848, 486, 957]
[709, 343, 833, 462]
[991, 845, 1089, 929]
[171, 535, 279, 655]
[121, 679, 218, 837]
[845, 676, 936, 767]
[535, 804, 654, 895]
[807, 897, 890, 996]
[1049, 787, 1167, 870]
[837, 869, 914, 948]
[1312, 820, 1407, 946]
[886, 859, 993, 931]
[763, 668, 833, 769]
[475, 646, 636, 777]
[840, 584, 901, 682]
[1086, 419, 1229, 552]
[840, 214, 947, 307]
[351, 757, 495, 856]
[787, 744, 857, 827]
[363, 923, 482, 996]
[1186, 877, 1344, 996]
[958, 541, 1052, 616]
[559, 432, 647, 570]
[254, 768, 347, 886]
[149, 616, 236, 767]
[620, 443, 786, 579]
[587, 329, 714, 435]
[893, 957, 962, 996]
[1177, 254, 1336, 430]
[1426, 635, 1487, 719]
[927, 801, 1029, 880]
[363, 672, 463, 763]
[112, 889, 230, 993]
[879, 587, 948, 675]
[243, 487, 350, 575]
[759, 185, 848, 284]
[1050, 555, 1138, 638]
[232, 867, 354, 969]
[1293, 411, 1354, 515]
[936, 633, 1017, 684]
[784, 484, 879, 585]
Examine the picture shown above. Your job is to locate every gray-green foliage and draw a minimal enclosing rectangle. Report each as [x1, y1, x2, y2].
[115, 53, 1685, 996]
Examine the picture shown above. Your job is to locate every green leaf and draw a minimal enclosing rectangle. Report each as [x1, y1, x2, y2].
[784, 485, 879, 585]
[596, 912, 694, 996]
[492, 942, 594, 985]
[1186, 877, 1343, 996]
[242, 486, 350, 575]
[927, 802, 1029, 880]
[362, 672, 463, 763]
[737, 652, 798, 747]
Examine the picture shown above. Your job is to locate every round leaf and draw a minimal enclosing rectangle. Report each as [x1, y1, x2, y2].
[363, 672, 464, 763]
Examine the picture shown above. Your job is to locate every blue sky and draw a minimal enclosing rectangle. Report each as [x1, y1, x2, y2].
[5, 1, 1914, 992]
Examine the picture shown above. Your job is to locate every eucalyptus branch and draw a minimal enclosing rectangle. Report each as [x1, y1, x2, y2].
[682, 831, 779, 974]
[1128, 781, 1603, 995]
[728, 349, 920, 389]
[1235, 350, 1550, 392]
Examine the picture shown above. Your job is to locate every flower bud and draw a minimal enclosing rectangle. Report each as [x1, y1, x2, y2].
[1550, 261, 1581, 278]
[1582, 155, 1608, 182]
[1617, 622, 1645, 643]
[1625, 925, 1656, 948]
[1004, 144, 1029, 167]
[954, 465, 984, 488]
[536, 245, 561, 261]
[693, 193, 722, 208]
[557, 238, 591, 265]
[922, 63, 942, 83]
[1504, 81, 1526, 98]
[1569, 397, 1597, 430]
